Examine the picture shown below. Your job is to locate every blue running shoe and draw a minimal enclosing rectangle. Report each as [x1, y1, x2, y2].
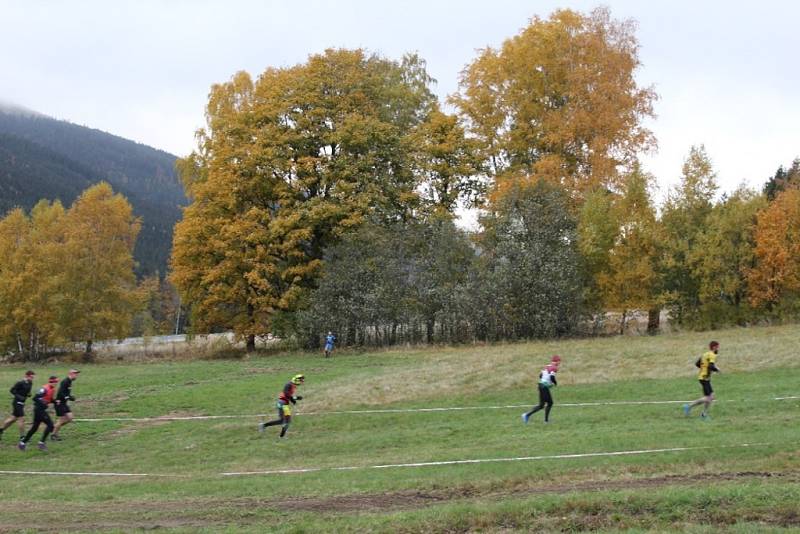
[521, 413, 529, 424]
[17, 441, 26, 451]
[683, 404, 690, 416]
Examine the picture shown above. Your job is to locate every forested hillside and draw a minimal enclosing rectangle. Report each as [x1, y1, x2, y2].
[0, 108, 185, 275]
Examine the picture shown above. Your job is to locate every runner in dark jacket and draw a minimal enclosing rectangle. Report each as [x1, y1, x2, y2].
[19, 376, 58, 452]
[52, 369, 80, 440]
[0, 370, 35, 441]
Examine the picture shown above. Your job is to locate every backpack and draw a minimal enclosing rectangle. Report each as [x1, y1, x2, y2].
[694, 357, 702, 368]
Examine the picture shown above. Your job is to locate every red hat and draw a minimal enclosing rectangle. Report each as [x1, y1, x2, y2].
[551, 355, 562, 363]
[48, 376, 59, 384]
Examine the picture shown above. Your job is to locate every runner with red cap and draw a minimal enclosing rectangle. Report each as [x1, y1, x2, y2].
[522, 356, 561, 424]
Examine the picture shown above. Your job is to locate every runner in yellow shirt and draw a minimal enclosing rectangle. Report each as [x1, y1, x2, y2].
[683, 341, 721, 420]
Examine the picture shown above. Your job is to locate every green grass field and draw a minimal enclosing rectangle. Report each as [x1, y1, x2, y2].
[0, 324, 799, 533]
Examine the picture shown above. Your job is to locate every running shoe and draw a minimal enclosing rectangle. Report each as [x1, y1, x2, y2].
[18, 441, 26, 451]
[50, 434, 62, 441]
[683, 404, 690, 416]
[37, 442, 48, 451]
[258, 423, 265, 433]
[521, 413, 529, 424]
[700, 413, 711, 421]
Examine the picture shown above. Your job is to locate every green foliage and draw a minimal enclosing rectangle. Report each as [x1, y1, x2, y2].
[476, 180, 582, 339]
[763, 158, 800, 201]
[597, 164, 660, 329]
[294, 217, 475, 346]
[689, 188, 765, 328]
[659, 145, 719, 323]
[577, 187, 617, 311]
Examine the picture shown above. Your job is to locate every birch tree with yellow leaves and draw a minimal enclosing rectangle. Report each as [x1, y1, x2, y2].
[56, 182, 141, 355]
[451, 7, 656, 202]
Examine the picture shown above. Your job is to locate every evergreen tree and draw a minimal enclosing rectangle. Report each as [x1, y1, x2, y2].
[477, 180, 582, 339]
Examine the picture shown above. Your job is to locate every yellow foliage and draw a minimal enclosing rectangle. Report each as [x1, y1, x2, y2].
[452, 7, 656, 203]
[171, 49, 436, 342]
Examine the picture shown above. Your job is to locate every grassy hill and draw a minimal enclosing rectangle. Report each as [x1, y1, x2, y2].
[0, 107, 185, 276]
[0, 324, 798, 532]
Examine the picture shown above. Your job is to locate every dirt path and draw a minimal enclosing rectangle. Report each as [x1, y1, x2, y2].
[1, 470, 798, 532]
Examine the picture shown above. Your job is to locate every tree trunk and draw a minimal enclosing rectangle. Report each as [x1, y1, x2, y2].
[647, 308, 661, 335]
[619, 310, 627, 336]
[16, 332, 24, 360]
[426, 317, 434, 344]
[85, 339, 93, 355]
[246, 334, 256, 353]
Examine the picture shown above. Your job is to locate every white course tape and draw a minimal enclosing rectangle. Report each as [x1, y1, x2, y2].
[0, 470, 182, 477]
[221, 442, 768, 476]
[74, 395, 798, 423]
[0, 443, 770, 478]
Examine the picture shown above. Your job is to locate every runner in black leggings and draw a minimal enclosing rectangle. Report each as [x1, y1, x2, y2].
[19, 376, 58, 452]
[522, 355, 561, 424]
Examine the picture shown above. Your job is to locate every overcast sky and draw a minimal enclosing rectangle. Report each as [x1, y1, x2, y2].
[1, 0, 798, 202]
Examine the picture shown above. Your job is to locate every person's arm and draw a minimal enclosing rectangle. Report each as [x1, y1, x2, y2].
[551, 373, 557, 387]
[709, 362, 721, 373]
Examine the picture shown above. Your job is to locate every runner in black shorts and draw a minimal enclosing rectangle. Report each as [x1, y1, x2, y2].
[259, 374, 304, 438]
[683, 341, 721, 420]
[52, 369, 80, 441]
[0, 370, 35, 442]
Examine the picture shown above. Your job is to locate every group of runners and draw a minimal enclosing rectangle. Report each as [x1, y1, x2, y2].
[258, 340, 722, 438]
[1, 369, 79, 452]
[518, 341, 721, 425]
[2, 339, 722, 446]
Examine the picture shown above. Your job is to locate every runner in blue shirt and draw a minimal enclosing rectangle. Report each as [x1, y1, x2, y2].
[324, 332, 336, 358]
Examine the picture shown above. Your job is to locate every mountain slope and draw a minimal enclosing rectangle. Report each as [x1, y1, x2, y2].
[0, 109, 186, 276]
